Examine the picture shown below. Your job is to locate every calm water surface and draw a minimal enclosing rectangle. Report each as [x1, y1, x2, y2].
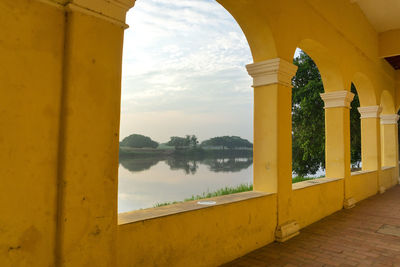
[118, 157, 253, 212]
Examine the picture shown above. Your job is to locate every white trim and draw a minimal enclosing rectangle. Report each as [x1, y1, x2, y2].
[246, 58, 298, 87]
[320, 91, 355, 109]
[380, 114, 399, 125]
[358, 106, 382, 119]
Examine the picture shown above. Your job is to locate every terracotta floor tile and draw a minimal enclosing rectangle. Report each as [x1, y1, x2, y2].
[222, 185, 400, 267]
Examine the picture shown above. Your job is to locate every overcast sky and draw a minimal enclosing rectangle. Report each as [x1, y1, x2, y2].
[119, 0, 253, 143]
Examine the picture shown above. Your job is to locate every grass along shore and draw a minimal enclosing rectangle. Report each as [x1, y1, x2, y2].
[153, 176, 321, 207]
[154, 183, 253, 207]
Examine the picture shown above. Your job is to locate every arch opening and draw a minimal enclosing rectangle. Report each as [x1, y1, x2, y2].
[350, 83, 361, 171]
[291, 48, 326, 181]
[118, 0, 258, 212]
[297, 39, 345, 93]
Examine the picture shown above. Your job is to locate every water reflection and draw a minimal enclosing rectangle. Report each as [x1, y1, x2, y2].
[119, 158, 160, 172]
[119, 156, 253, 175]
[202, 158, 253, 173]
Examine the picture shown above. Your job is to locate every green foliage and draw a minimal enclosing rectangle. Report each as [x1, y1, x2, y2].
[350, 84, 361, 166]
[201, 136, 253, 150]
[153, 201, 181, 207]
[120, 134, 159, 148]
[185, 183, 253, 201]
[153, 183, 253, 207]
[167, 136, 189, 149]
[166, 135, 198, 150]
[292, 52, 325, 177]
[292, 51, 362, 176]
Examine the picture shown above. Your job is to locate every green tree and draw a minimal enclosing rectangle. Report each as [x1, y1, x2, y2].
[292, 51, 362, 176]
[292, 52, 325, 177]
[167, 135, 199, 150]
[190, 135, 199, 148]
[350, 84, 361, 168]
[167, 136, 190, 150]
[120, 134, 159, 148]
[201, 136, 252, 150]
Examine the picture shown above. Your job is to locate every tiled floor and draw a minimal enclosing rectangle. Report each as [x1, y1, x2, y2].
[222, 185, 400, 267]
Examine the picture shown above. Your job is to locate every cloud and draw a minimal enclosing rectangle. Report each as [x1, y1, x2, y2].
[120, 0, 253, 142]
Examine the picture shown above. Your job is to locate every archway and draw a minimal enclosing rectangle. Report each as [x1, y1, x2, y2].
[119, 0, 261, 212]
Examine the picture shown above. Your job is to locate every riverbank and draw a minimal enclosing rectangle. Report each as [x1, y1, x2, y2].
[119, 146, 253, 159]
[152, 176, 319, 207]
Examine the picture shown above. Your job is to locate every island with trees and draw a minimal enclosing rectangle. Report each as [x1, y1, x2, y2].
[119, 134, 253, 159]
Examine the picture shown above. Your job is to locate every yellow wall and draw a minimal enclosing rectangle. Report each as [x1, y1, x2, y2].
[292, 180, 344, 229]
[381, 167, 398, 190]
[56, 11, 124, 267]
[379, 30, 400, 58]
[0, 1, 64, 266]
[1, 0, 400, 266]
[349, 171, 378, 203]
[117, 194, 277, 267]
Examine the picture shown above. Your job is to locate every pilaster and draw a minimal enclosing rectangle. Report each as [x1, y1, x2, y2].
[320, 91, 354, 207]
[358, 106, 382, 194]
[55, 4, 128, 266]
[380, 114, 399, 167]
[358, 106, 382, 171]
[381, 114, 399, 188]
[247, 58, 299, 242]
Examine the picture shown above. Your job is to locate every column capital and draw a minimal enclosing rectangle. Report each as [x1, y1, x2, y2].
[357, 106, 382, 119]
[36, 0, 135, 28]
[320, 91, 354, 109]
[380, 114, 399, 125]
[246, 58, 298, 87]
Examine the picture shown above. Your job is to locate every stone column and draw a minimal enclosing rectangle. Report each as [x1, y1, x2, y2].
[380, 114, 399, 186]
[54, 1, 134, 266]
[358, 106, 382, 193]
[380, 114, 399, 167]
[246, 58, 299, 242]
[320, 91, 354, 208]
[358, 106, 382, 171]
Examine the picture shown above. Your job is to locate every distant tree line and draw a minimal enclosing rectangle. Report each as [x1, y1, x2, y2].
[201, 136, 252, 150]
[166, 135, 198, 150]
[120, 134, 253, 151]
[120, 134, 159, 148]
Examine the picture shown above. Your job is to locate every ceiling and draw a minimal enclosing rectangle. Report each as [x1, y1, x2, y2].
[352, 0, 400, 32]
[385, 56, 400, 70]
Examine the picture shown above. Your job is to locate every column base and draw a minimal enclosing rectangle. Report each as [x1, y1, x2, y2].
[379, 186, 386, 194]
[275, 220, 300, 242]
[344, 198, 356, 209]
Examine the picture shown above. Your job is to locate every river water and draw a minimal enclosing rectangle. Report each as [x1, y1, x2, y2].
[118, 157, 253, 213]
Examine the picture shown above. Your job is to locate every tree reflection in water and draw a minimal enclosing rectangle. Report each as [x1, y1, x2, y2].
[166, 157, 199, 175]
[120, 156, 253, 174]
[119, 157, 161, 172]
[202, 158, 253, 173]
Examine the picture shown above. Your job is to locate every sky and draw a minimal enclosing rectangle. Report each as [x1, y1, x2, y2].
[119, 0, 254, 143]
